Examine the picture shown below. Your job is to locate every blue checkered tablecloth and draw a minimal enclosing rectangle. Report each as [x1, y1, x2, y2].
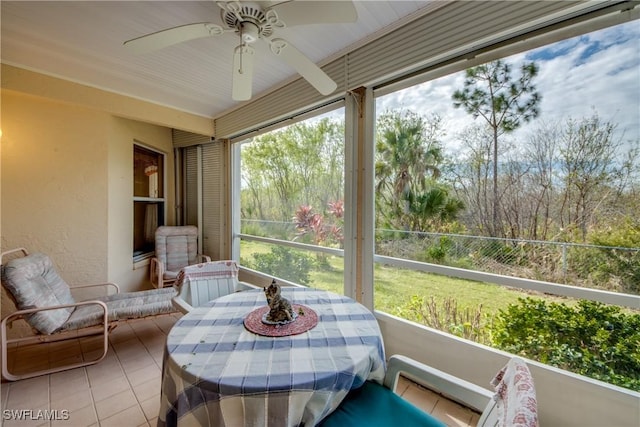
[158, 287, 386, 427]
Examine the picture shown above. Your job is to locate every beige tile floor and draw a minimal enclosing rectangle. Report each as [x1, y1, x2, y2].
[1, 314, 479, 427]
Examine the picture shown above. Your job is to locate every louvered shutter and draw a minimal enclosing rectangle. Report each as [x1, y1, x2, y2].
[201, 142, 226, 260]
[183, 146, 199, 227]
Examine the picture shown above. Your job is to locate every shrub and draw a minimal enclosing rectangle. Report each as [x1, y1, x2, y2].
[244, 245, 315, 286]
[568, 246, 612, 283]
[590, 219, 640, 294]
[492, 298, 640, 391]
[424, 236, 452, 262]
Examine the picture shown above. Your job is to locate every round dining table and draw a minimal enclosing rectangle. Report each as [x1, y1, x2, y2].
[158, 286, 386, 427]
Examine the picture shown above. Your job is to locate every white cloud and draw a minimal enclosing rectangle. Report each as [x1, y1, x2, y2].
[376, 20, 639, 157]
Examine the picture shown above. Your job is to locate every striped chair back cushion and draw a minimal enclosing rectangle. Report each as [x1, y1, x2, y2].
[155, 226, 199, 272]
[2, 253, 75, 334]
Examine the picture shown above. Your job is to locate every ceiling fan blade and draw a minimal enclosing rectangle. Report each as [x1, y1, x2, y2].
[268, 1, 357, 27]
[124, 23, 224, 54]
[267, 38, 337, 96]
[232, 44, 255, 101]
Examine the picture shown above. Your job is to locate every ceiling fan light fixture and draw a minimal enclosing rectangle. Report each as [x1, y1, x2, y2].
[240, 22, 260, 44]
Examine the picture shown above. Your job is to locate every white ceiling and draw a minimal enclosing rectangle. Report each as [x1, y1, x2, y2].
[1, 1, 433, 119]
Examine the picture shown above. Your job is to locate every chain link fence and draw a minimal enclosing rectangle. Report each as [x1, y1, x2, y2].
[375, 229, 640, 295]
[241, 220, 640, 295]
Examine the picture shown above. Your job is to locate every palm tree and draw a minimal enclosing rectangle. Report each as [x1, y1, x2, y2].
[375, 110, 462, 231]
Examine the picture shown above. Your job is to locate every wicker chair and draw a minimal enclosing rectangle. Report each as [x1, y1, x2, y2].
[1, 248, 177, 381]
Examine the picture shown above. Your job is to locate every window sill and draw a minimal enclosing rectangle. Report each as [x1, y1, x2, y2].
[133, 251, 153, 269]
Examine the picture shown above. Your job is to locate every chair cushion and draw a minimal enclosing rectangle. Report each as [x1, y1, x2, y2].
[164, 235, 191, 271]
[163, 270, 180, 280]
[155, 226, 199, 272]
[2, 253, 75, 334]
[489, 357, 538, 427]
[62, 287, 176, 330]
[319, 381, 446, 427]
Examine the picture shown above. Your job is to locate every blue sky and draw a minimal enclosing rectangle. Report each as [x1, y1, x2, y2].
[375, 20, 640, 156]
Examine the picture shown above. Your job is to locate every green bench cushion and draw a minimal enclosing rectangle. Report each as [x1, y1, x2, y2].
[319, 381, 447, 427]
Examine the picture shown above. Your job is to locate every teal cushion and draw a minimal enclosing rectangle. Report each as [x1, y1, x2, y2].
[319, 381, 447, 427]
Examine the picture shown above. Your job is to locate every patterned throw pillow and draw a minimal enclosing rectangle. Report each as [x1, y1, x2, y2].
[490, 357, 539, 427]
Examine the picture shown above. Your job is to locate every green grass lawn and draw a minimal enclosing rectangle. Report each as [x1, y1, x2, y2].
[240, 240, 557, 322]
[240, 240, 639, 390]
[372, 263, 530, 314]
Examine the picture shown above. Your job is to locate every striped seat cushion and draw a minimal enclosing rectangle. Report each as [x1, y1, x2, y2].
[62, 287, 176, 330]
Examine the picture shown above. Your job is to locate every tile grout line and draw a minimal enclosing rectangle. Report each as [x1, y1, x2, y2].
[97, 339, 140, 424]
[111, 321, 163, 423]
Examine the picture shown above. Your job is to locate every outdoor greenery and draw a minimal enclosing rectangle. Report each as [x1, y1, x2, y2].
[493, 298, 640, 391]
[241, 240, 640, 391]
[239, 54, 639, 392]
[375, 110, 464, 232]
[244, 245, 315, 286]
[241, 118, 344, 223]
[452, 60, 541, 237]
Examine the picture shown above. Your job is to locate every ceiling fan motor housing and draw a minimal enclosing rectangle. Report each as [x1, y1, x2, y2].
[221, 2, 274, 43]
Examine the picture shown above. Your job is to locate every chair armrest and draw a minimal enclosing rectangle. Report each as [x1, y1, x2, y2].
[2, 300, 108, 318]
[171, 295, 193, 314]
[150, 257, 164, 288]
[0, 248, 29, 264]
[1, 300, 109, 330]
[384, 354, 493, 413]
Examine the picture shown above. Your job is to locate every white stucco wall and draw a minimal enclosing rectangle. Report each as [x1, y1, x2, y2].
[0, 88, 177, 336]
[1, 91, 109, 283]
[1, 89, 177, 284]
[1, 91, 108, 336]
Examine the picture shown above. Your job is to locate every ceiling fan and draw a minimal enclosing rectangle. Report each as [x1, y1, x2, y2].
[124, 1, 358, 101]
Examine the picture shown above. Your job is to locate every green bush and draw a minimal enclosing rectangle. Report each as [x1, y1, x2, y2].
[243, 245, 315, 286]
[492, 298, 640, 391]
[424, 236, 452, 262]
[567, 246, 611, 282]
[590, 220, 640, 294]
